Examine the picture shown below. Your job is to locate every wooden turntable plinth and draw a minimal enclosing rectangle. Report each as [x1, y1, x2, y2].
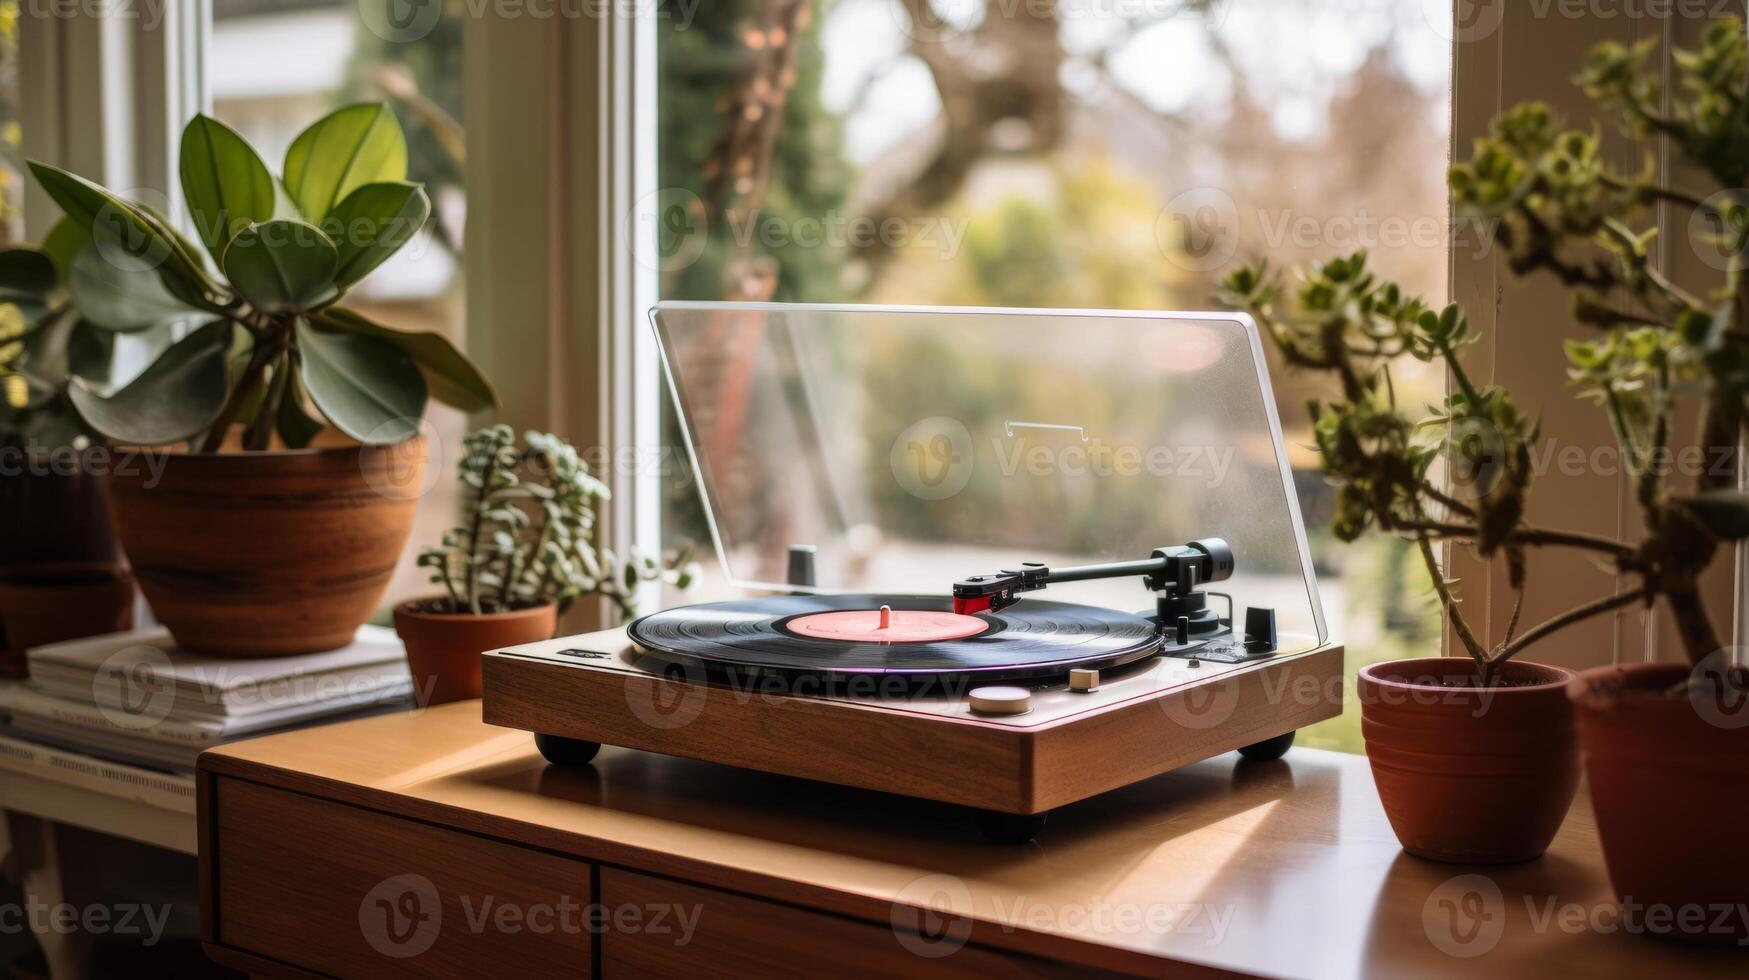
[482, 629, 1344, 818]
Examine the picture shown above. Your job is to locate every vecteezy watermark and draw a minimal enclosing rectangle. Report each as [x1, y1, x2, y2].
[893, 0, 1229, 46]
[990, 439, 1234, 486]
[623, 656, 710, 731]
[359, 417, 443, 502]
[361, 875, 444, 958]
[890, 416, 976, 502]
[94, 642, 416, 728]
[1160, 665, 1346, 729]
[888, 416, 1238, 502]
[359, 875, 702, 959]
[889, 874, 1236, 961]
[892, 874, 975, 958]
[1155, 187, 1241, 274]
[726, 210, 970, 260]
[19, 0, 166, 29]
[1688, 188, 1749, 273]
[1425, 0, 1739, 45]
[1158, 676, 1244, 729]
[0, 898, 172, 948]
[629, 187, 710, 273]
[1422, 874, 1506, 957]
[1422, 0, 1506, 44]
[358, 0, 704, 44]
[0, 442, 170, 488]
[1687, 647, 1749, 730]
[1423, 874, 1749, 955]
[93, 645, 179, 730]
[1155, 189, 1499, 275]
[989, 895, 1236, 944]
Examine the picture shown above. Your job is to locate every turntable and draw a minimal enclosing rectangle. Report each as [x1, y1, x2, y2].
[484, 303, 1343, 843]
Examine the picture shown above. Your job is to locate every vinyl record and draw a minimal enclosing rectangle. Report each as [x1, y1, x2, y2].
[626, 594, 1166, 683]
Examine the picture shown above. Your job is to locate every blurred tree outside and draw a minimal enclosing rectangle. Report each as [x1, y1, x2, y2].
[653, 0, 1454, 752]
[0, 0, 22, 243]
[348, 0, 466, 256]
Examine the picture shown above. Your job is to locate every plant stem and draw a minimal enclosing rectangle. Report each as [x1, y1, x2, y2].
[1421, 483, 1477, 519]
[462, 453, 492, 616]
[511, 512, 556, 607]
[1603, 219, 1708, 310]
[1492, 586, 1649, 663]
[1638, 360, 1670, 510]
[439, 555, 463, 611]
[1500, 587, 1526, 649]
[1665, 586, 1724, 665]
[243, 345, 289, 451]
[1400, 521, 1637, 561]
[199, 326, 276, 453]
[1436, 334, 1484, 408]
[1416, 535, 1489, 668]
[1598, 172, 1718, 214]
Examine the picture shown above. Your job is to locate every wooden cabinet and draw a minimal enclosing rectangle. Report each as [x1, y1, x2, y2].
[199, 702, 1743, 980]
[596, 869, 1094, 979]
[208, 779, 590, 978]
[202, 774, 1100, 978]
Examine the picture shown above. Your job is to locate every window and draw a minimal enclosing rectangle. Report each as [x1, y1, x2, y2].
[654, 0, 1454, 751]
[208, 0, 467, 608]
[0, 0, 21, 243]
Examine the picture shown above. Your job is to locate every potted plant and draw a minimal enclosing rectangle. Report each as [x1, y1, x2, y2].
[0, 242, 135, 674]
[397, 425, 695, 704]
[26, 104, 496, 657]
[1219, 19, 1749, 930]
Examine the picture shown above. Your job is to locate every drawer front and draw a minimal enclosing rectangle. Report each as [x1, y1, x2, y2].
[214, 779, 590, 978]
[599, 868, 1084, 979]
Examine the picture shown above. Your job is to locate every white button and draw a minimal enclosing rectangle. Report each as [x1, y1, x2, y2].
[969, 686, 1032, 716]
[1069, 669, 1100, 692]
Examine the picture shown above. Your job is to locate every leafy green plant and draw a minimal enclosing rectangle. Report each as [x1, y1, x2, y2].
[0, 242, 114, 447]
[416, 425, 697, 621]
[26, 103, 495, 451]
[1218, 21, 1749, 683]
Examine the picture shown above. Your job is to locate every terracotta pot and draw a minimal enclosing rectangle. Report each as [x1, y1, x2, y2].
[0, 562, 136, 677]
[1359, 657, 1579, 864]
[394, 598, 558, 706]
[0, 445, 123, 570]
[1569, 662, 1749, 944]
[105, 437, 427, 657]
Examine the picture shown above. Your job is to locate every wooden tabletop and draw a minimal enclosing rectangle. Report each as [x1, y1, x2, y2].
[199, 701, 1744, 978]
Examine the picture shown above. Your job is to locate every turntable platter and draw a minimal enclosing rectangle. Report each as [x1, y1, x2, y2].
[626, 594, 1169, 683]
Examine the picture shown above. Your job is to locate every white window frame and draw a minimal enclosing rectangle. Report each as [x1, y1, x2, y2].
[17, 2, 204, 240]
[462, 9, 661, 628]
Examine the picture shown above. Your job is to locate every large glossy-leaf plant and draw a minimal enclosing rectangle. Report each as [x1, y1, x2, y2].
[27, 103, 495, 451]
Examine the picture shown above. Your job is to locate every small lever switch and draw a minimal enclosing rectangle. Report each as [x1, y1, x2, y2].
[1244, 607, 1278, 653]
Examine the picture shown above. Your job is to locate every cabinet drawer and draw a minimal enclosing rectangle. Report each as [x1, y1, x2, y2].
[599, 868, 1087, 978]
[212, 778, 590, 978]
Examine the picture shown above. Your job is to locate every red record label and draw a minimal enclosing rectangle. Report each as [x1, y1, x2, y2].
[787, 606, 989, 644]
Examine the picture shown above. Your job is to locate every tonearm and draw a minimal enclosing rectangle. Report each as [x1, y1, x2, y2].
[951, 538, 1234, 631]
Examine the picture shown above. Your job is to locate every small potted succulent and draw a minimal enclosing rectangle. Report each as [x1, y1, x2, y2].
[397, 425, 695, 704]
[0, 242, 134, 674]
[27, 104, 495, 656]
[1219, 20, 1749, 934]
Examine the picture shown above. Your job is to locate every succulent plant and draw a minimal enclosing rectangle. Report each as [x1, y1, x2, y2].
[1219, 20, 1749, 683]
[417, 425, 698, 620]
[27, 103, 495, 451]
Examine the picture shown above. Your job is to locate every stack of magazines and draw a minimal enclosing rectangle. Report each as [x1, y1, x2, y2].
[0, 626, 413, 779]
